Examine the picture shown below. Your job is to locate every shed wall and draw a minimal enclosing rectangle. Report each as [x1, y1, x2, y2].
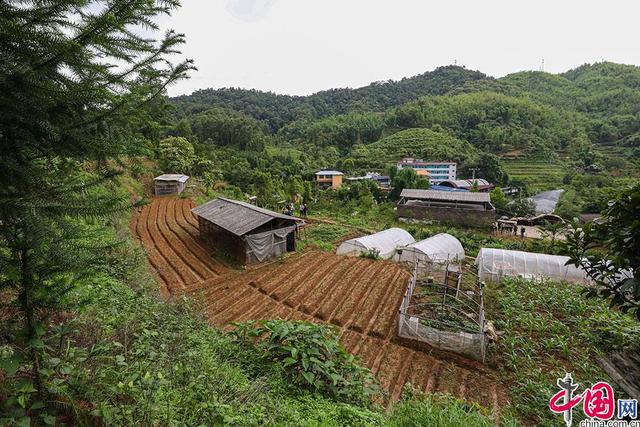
[155, 181, 185, 196]
[396, 204, 494, 228]
[198, 217, 246, 264]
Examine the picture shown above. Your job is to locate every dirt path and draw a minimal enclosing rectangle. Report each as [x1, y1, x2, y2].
[131, 197, 507, 415]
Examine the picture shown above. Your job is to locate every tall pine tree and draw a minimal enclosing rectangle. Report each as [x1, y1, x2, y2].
[0, 0, 194, 410]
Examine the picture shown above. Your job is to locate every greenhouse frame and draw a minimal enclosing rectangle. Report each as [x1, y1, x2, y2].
[395, 233, 465, 264]
[336, 227, 415, 259]
[475, 248, 589, 284]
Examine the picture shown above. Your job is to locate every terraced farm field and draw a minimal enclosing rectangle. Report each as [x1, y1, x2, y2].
[132, 198, 506, 413]
[503, 158, 567, 190]
[130, 197, 228, 296]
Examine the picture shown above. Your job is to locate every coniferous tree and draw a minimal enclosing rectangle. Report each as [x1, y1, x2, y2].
[0, 0, 193, 409]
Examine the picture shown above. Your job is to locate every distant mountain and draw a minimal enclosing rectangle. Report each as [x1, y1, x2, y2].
[169, 66, 490, 132]
[171, 62, 640, 152]
[500, 62, 640, 118]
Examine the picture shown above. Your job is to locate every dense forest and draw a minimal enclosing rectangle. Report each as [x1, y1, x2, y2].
[170, 62, 640, 149]
[170, 66, 489, 131]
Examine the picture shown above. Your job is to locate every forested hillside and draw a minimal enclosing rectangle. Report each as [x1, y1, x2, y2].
[164, 61, 640, 217]
[172, 61, 640, 151]
[170, 66, 489, 131]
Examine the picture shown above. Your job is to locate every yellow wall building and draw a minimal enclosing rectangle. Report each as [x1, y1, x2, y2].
[314, 170, 343, 190]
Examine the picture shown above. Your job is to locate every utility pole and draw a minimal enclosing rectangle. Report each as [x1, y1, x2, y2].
[469, 167, 479, 180]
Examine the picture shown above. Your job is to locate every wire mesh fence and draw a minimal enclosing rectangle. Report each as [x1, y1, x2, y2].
[398, 259, 487, 362]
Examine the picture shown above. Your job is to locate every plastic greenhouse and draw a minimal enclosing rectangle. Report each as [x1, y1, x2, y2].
[336, 228, 415, 259]
[395, 233, 465, 264]
[475, 248, 589, 284]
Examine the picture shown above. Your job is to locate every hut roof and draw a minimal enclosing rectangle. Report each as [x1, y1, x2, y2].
[191, 197, 300, 236]
[400, 189, 490, 203]
[154, 174, 189, 183]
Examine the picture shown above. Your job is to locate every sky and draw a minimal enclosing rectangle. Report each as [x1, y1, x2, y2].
[160, 0, 640, 97]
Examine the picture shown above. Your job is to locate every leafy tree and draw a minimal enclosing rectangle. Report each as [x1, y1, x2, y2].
[475, 153, 508, 185]
[389, 168, 430, 200]
[231, 320, 378, 405]
[190, 108, 266, 151]
[506, 197, 536, 217]
[565, 185, 640, 320]
[555, 189, 583, 220]
[0, 0, 191, 412]
[489, 187, 508, 216]
[340, 158, 355, 173]
[539, 220, 567, 242]
[158, 136, 195, 173]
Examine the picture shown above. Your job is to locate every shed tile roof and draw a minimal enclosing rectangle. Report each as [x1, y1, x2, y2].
[400, 189, 490, 203]
[315, 170, 343, 176]
[191, 197, 300, 236]
[154, 174, 189, 183]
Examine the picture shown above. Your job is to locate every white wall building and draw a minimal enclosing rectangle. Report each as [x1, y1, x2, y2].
[397, 157, 457, 184]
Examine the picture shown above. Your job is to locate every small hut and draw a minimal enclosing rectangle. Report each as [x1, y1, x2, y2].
[154, 174, 189, 196]
[192, 198, 302, 264]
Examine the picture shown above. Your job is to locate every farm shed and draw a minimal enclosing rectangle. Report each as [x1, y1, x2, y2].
[396, 189, 495, 228]
[438, 179, 495, 192]
[475, 248, 588, 284]
[192, 197, 302, 265]
[154, 174, 189, 196]
[395, 233, 465, 263]
[510, 213, 565, 226]
[336, 228, 415, 259]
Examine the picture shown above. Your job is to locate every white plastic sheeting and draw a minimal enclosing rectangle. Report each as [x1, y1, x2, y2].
[336, 228, 415, 259]
[475, 248, 589, 284]
[395, 233, 465, 263]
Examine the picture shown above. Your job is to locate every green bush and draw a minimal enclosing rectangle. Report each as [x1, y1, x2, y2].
[231, 320, 379, 406]
[302, 224, 350, 251]
[360, 248, 381, 260]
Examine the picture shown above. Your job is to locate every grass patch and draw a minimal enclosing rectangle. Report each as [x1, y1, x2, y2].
[388, 392, 519, 427]
[299, 223, 352, 252]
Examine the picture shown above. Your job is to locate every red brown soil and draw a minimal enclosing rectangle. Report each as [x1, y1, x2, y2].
[131, 197, 507, 415]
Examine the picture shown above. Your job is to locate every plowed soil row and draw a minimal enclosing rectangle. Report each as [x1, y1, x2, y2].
[188, 251, 506, 414]
[131, 198, 227, 295]
[132, 198, 507, 416]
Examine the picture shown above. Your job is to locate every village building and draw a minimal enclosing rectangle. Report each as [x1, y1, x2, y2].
[345, 172, 391, 188]
[500, 186, 520, 196]
[396, 189, 495, 227]
[154, 174, 189, 196]
[396, 157, 457, 184]
[191, 197, 302, 265]
[314, 170, 343, 189]
[438, 179, 495, 192]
